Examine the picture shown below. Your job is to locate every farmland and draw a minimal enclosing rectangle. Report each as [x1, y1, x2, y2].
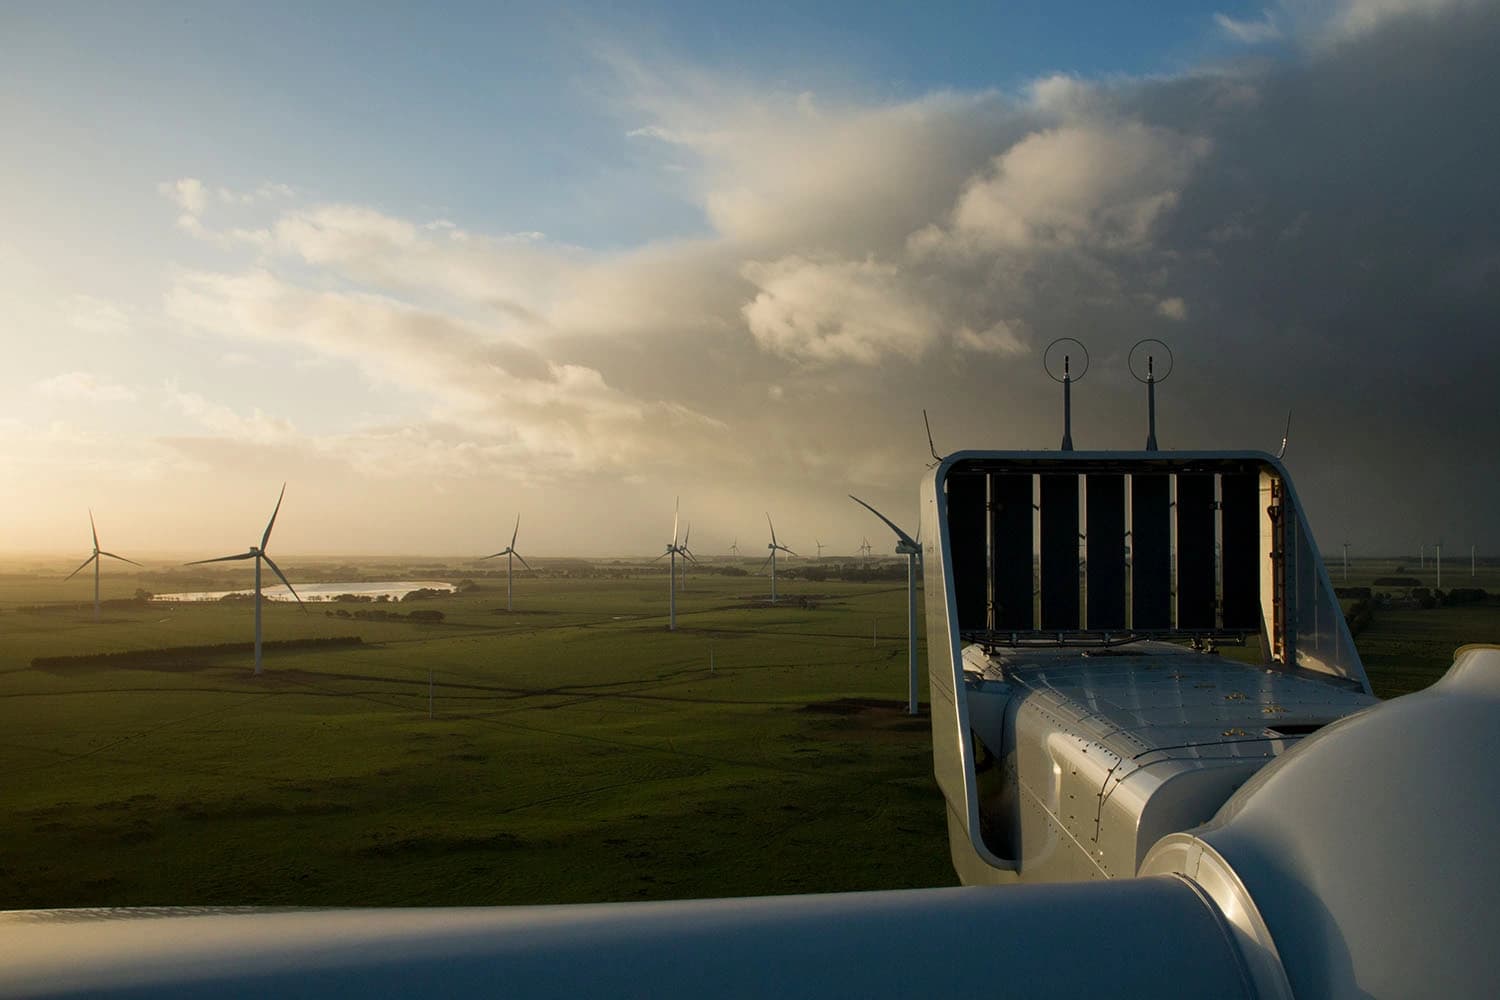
[2, 554, 1497, 909]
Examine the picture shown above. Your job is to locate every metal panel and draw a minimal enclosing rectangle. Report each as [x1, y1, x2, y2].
[1039, 475, 1081, 630]
[0, 880, 1257, 1000]
[991, 474, 1035, 630]
[1220, 473, 1260, 632]
[1132, 475, 1172, 629]
[1176, 474, 1216, 629]
[1085, 474, 1126, 630]
[946, 472, 988, 631]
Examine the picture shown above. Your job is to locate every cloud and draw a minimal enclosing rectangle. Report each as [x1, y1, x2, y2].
[930, 121, 1211, 253]
[35, 371, 137, 403]
[129, 1, 1500, 553]
[1155, 297, 1188, 320]
[741, 255, 939, 365]
[1215, 10, 1284, 43]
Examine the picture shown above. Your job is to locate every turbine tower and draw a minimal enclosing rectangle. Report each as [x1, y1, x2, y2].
[850, 495, 922, 716]
[64, 510, 141, 623]
[482, 515, 533, 612]
[761, 513, 796, 604]
[653, 498, 694, 630]
[185, 484, 305, 676]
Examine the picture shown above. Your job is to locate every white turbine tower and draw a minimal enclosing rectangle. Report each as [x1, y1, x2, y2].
[185, 484, 305, 676]
[481, 515, 533, 612]
[64, 510, 141, 623]
[850, 495, 921, 716]
[654, 498, 694, 630]
[761, 513, 796, 604]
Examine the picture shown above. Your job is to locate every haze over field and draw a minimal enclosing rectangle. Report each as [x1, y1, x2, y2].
[3, 0, 1497, 559]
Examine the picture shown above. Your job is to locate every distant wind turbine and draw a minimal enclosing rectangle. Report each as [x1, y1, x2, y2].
[185, 484, 305, 676]
[653, 498, 694, 629]
[850, 495, 922, 716]
[482, 515, 533, 612]
[729, 537, 740, 557]
[760, 513, 797, 604]
[859, 537, 872, 563]
[815, 539, 825, 560]
[65, 510, 141, 623]
[679, 522, 694, 592]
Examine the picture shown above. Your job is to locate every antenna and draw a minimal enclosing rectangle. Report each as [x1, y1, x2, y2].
[1129, 339, 1173, 451]
[1276, 410, 1292, 460]
[922, 410, 941, 467]
[1044, 339, 1089, 451]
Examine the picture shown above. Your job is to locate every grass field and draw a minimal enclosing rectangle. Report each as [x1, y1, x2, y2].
[3, 555, 1497, 909]
[1, 561, 953, 908]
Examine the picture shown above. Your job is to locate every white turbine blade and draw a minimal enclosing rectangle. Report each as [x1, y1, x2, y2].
[781, 545, 799, 557]
[261, 554, 306, 611]
[261, 483, 287, 550]
[758, 554, 774, 573]
[480, 548, 510, 560]
[513, 551, 534, 572]
[98, 551, 142, 567]
[673, 497, 680, 546]
[683, 522, 691, 547]
[511, 514, 520, 549]
[766, 512, 777, 546]
[64, 554, 97, 581]
[89, 509, 99, 552]
[848, 494, 917, 549]
[185, 552, 257, 566]
[652, 549, 671, 563]
[681, 547, 697, 563]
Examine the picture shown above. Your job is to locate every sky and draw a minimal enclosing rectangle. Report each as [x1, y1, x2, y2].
[2, 0, 1497, 561]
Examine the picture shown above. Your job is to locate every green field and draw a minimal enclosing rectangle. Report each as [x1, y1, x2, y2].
[1, 560, 952, 908]
[2, 555, 1497, 909]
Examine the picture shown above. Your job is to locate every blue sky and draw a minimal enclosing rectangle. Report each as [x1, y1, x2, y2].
[3, 0, 1497, 558]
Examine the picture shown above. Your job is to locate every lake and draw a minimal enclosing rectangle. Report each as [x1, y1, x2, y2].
[152, 581, 457, 603]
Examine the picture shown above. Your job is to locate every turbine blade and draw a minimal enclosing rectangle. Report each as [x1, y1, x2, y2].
[64, 554, 96, 581]
[261, 483, 287, 550]
[781, 546, 799, 557]
[511, 514, 520, 549]
[184, 552, 257, 565]
[759, 554, 773, 573]
[683, 522, 691, 546]
[673, 497, 680, 546]
[513, 551, 534, 572]
[260, 554, 305, 611]
[480, 551, 508, 560]
[766, 512, 777, 546]
[681, 548, 697, 563]
[848, 494, 917, 549]
[89, 509, 99, 551]
[98, 551, 142, 567]
[653, 549, 670, 562]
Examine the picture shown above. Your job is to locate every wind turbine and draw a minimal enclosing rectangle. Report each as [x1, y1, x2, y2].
[653, 498, 694, 630]
[761, 513, 796, 603]
[859, 537, 872, 563]
[64, 510, 141, 623]
[185, 484, 305, 676]
[729, 537, 740, 557]
[815, 539, 825, 560]
[481, 515, 533, 612]
[850, 495, 921, 716]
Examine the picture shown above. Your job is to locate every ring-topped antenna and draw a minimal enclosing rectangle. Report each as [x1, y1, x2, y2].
[1044, 338, 1089, 451]
[1129, 338, 1173, 451]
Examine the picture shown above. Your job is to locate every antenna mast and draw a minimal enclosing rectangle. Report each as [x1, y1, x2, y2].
[1045, 339, 1088, 451]
[1130, 339, 1173, 451]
